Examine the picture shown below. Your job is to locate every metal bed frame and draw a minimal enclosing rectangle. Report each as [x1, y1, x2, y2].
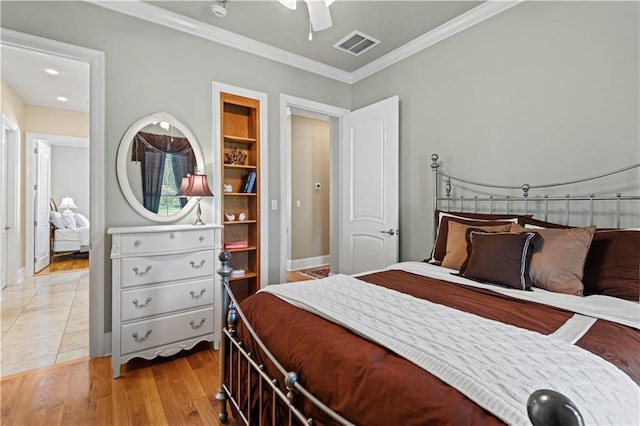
[215, 154, 640, 426]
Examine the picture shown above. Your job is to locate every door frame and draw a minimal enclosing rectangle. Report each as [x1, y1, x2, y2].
[0, 114, 20, 287]
[279, 95, 349, 283]
[1, 29, 106, 358]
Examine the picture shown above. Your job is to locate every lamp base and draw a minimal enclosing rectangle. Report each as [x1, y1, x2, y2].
[193, 198, 206, 226]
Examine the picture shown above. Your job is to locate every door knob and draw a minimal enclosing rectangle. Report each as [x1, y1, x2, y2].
[380, 229, 396, 236]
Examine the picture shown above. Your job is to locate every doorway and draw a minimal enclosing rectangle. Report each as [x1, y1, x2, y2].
[279, 95, 349, 283]
[1, 28, 106, 361]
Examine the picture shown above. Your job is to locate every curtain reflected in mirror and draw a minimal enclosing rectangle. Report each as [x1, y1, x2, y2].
[127, 123, 196, 215]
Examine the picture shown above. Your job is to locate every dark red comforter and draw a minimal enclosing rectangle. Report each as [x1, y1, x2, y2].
[232, 269, 639, 425]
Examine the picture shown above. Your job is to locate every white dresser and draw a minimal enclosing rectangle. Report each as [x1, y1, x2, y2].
[108, 224, 222, 378]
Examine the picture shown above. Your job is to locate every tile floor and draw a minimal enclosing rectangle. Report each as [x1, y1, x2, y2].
[0, 270, 89, 377]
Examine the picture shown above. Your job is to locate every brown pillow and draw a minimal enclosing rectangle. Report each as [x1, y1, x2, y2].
[430, 213, 521, 264]
[441, 221, 512, 270]
[583, 230, 640, 301]
[462, 231, 539, 290]
[527, 226, 597, 296]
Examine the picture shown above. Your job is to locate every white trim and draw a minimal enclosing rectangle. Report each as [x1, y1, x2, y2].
[1, 114, 20, 287]
[279, 94, 349, 283]
[213, 82, 269, 289]
[287, 255, 330, 272]
[87, 0, 522, 85]
[1, 28, 107, 359]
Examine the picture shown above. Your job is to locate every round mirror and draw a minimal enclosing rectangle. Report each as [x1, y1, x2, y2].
[116, 112, 205, 222]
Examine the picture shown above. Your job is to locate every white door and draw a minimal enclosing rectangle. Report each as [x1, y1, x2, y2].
[34, 141, 51, 273]
[340, 96, 399, 274]
[0, 125, 8, 288]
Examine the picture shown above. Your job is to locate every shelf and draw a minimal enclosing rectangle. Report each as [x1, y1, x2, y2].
[229, 271, 257, 282]
[224, 135, 257, 144]
[223, 164, 257, 170]
[224, 192, 257, 196]
[224, 220, 257, 225]
[225, 246, 257, 253]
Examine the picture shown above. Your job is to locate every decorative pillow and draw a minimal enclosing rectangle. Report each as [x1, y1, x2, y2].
[61, 211, 77, 229]
[50, 211, 65, 229]
[441, 220, 512, 270]
[430, 212, 523, 264]
[461, 231, 539, 290]
[74, 213, 90, 228]
[582, 230, 640, 301]
[524, 225, 597, 296]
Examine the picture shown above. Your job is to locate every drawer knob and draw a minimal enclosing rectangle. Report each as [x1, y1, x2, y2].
[190, 259, 206, 269]
[134, 240, 141, 247]
[132, 329, 152, 343]
[132, 265, 152, 276]
[169, 233, 175, 239]
[199, 236, 205, 242]
[190, 288, 206, 299]
[189, 318, 206, 330]
[132, 296, 152, 308]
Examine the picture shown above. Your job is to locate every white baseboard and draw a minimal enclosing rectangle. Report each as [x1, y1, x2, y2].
[287, 255, 330, 271]
[16, 267, 25, 284]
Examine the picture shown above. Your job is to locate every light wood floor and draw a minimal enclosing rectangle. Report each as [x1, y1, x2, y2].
[37, 254, 89, 275]
[286, 270, 314, 282]
[0, 343, 238, 426]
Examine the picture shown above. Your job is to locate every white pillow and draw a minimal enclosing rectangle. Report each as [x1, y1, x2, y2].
[61, 211, 77, 229]
[74, 213, 90, 228]
[50, 211, 65, 229]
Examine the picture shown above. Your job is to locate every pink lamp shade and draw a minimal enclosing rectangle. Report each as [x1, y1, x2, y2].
[177, 174, 192, 197]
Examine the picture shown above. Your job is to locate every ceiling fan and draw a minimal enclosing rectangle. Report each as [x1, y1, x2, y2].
[278, 0, 335, 39]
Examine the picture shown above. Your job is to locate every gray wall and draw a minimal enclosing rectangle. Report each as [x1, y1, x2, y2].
[352, 0, 639, 263]
[50, 144, 90, 217]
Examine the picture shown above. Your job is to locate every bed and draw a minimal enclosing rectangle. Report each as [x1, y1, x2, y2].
[49, 198, 91, 257]
[215, 155, 639, 425]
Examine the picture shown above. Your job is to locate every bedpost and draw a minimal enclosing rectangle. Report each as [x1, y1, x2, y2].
[431, 154, 440, 241]
[215, 250, 233, 423]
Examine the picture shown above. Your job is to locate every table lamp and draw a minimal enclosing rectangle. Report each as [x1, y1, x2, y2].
[178, 174, 213, 225]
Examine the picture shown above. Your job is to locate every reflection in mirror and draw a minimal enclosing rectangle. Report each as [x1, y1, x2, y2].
[116, 112, 205, 223]
[127, 122, 196, 215]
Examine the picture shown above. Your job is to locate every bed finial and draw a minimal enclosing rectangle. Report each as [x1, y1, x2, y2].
[527, 389, 584, 426]
[521, 184, 530, 197]
[431, 154, 439, 171]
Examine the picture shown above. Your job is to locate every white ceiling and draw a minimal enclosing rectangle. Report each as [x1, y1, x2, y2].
[1, 0, 520, 114]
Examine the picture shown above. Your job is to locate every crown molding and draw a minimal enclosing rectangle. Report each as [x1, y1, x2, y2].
[87, 0, 522, 85]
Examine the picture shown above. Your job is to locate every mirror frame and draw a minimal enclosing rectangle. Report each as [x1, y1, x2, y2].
[116, 112, 205, 223]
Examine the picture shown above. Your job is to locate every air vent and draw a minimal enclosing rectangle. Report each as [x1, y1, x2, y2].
[333, 31, 380, 56]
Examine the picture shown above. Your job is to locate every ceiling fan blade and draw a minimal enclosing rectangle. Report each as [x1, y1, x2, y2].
[305, 0, 332, 31]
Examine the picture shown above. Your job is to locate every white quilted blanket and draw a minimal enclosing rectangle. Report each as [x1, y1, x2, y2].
[262, 274, 639, 425]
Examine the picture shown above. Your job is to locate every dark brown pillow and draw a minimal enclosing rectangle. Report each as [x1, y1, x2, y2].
[517, 217, 572, 229]
[430, 211, 523, 263]
[583, 230, 640, 301]
[461, 231, 539, 290]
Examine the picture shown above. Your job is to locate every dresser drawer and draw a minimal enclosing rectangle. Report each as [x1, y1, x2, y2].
[119, 229, 214, 255]
[120, 250, 214, 288]
[120, 307, 214, 355]
[120, 278, 214, 321]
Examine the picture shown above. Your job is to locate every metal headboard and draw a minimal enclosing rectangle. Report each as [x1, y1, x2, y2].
[431, 153, 640, 236]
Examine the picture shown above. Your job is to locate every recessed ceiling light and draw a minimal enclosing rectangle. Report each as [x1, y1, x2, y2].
[57, 96, 68, 102]
[45, 68, 59, 75]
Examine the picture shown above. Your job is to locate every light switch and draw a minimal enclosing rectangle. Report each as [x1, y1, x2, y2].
[271, 200, 278, 210]
[296, 200, 301, 208]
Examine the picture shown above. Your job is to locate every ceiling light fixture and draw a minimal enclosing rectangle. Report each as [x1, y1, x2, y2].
[57, 96, 68, 102]
[279, 0, 334, 39]
[44, 68, 59, 75]
[211, 1, 227, 18]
